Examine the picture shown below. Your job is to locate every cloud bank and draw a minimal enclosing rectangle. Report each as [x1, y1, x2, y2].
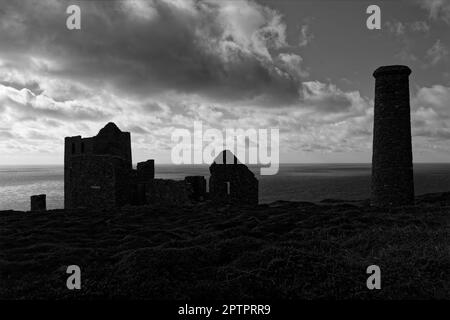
[0, 0, 448, 163]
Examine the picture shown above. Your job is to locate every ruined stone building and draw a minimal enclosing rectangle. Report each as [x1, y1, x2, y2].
[64, 123, 258, 209]
[64, 123, 154, 209]
[371, 65, 415, 207]
[209, 150, 259, 206]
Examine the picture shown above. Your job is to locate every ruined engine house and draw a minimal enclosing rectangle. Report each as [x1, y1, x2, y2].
[64, 123, 259, 209]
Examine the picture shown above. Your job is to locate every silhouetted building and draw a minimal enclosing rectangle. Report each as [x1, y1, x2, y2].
[65, 123, 259, 209]
[185, 176, 207, 201]
[371, 65, 415, 207]
[137, 160, 155, 182]
[209, 150, 258, 206]
[30, 194, 46, 211]
[64, 123, 154, 209]
[145, 179, 192, 206]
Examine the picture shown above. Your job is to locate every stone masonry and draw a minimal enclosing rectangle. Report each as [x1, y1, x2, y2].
[30, 194, 46, 211]
[64, 123, 153, 209]
[371, 65, 415, 207]
[209, 150, 258, 206]
[65, 123, 260, 209]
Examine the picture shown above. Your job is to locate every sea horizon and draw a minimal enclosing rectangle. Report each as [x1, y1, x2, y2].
[2, 163, 450, 212]
[2, 161, 450, 167]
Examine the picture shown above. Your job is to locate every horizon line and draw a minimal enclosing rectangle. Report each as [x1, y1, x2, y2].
[1, 161, 450, 167]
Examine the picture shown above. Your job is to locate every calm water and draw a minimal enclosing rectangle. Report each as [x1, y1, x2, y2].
[1, 163, 450, 211]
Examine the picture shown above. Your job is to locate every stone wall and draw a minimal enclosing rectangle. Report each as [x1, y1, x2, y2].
[209, 151, 258, 206]
[68, 155, 131, 209]
[145, 179, 193, 206]
[65, 124, 261, 210]
[64, 123, 133, 209]
[137, 160, 155, 182]
[30, 194, 46, 211]
[371, 65, 415, 207]
[185, 176, 206, 201]
[93, 123, 132, 166]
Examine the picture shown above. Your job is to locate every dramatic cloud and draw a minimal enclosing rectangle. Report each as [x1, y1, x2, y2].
[0, 0, 448, 163]
[277, 53, 309, 80]
[411, 85, 450, 142]
[0, 0, 306, 106]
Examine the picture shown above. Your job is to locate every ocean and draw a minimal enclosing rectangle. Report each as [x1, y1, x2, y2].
[1, 163, 450, 211]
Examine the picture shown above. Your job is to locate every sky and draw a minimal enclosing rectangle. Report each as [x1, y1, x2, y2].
[0, 0, 449, 165]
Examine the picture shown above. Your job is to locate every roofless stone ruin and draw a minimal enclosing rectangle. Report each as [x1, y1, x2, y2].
[209, 150, 258, 206]
[61, 123, 259, 209]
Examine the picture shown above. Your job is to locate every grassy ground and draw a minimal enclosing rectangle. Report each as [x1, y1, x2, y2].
[1, 193, 449, 299]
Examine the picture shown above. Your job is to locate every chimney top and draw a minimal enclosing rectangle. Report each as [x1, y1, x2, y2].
[373, 65, 411, 78]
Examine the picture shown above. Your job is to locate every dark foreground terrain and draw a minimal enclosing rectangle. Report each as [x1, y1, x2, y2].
[1, 193, 449, 300]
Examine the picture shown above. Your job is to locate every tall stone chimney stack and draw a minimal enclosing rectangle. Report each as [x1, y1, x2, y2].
[371, 65, 414, 207]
